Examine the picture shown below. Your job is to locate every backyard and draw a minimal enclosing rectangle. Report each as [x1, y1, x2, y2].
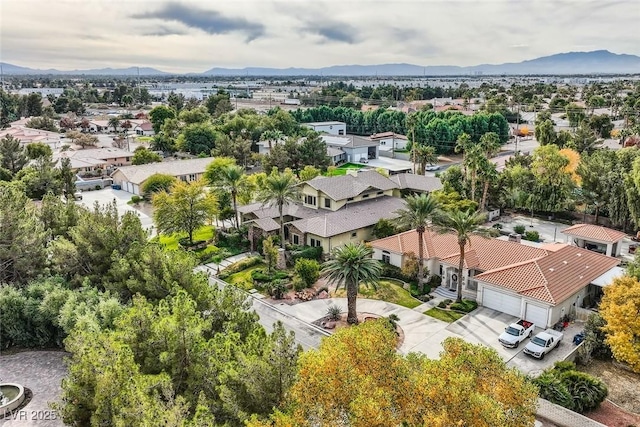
[326, 162, 367, 176]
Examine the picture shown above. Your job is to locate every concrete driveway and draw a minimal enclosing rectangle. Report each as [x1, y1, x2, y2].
[75, 188, 155, 235]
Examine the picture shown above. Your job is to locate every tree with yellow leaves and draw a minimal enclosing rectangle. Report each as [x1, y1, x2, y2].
[248, 321, 537, 427]
[600, 275, 640, 372]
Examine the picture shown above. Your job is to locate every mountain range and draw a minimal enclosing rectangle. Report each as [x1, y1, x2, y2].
[2, 50, 639, 76]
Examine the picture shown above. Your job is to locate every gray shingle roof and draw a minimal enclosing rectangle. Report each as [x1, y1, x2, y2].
[290, 196, 406, 238]
[251, 217, 280, 232]
[390, 173, 443, 193]
[305, 170, 398, 200]
[237, 201, 318, 219]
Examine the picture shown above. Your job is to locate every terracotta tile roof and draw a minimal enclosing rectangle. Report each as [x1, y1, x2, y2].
[562, 223, 627, 243]
[305, 170, 397, 200]
[475, 245, 620, 305]
[370, 228, 547, 271]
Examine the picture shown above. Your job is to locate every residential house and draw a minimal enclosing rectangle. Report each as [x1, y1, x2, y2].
[371, 229, 620, 327]
[54, 147, 134, 175]
[321, 134, 378, 163]
[562, 223, 627, 257]
[370, 132, 409, 153]
[0, 122, 61, 149]
[304, 121, 346, 136]
[88, 119, 152, 133]
[389, 173, 443, 195]
[111, 157, 214, 195]
[133, 121, 155, 136]
[238, 170, 407, 253]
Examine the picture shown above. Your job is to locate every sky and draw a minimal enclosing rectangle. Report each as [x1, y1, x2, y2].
[1, 0, 638, 73]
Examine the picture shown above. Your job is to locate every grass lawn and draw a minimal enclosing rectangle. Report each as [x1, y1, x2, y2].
[332, 278, 421, 309]
[157, 226, 216, 250]
[326, 162, 367, 176]
[136, 136, 154, 143]
[424, 308, 465, 322]
[224, 263, 266, 291]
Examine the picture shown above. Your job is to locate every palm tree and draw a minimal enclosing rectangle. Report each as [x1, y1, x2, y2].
[322, 243, 382, 325]
[257, 172, 301, 249]
[479, 132, 502, 158]
[215, 164, 246, 229]
[260, 129, 284, 150]
[455, 133, 472, 196]
[108, 116, 120, 133]
[395, 194, 439, 292]
[435, 210, 490, 303]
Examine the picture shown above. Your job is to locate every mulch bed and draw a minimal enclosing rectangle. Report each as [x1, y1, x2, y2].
[311, 312, 405, 348]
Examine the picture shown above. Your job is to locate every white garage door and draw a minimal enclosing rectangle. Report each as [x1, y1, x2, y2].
[525, 303, 549, 328]
[482, 288, 521, 317]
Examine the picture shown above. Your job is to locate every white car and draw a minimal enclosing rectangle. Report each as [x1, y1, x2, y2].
[424, 164, 440, 171]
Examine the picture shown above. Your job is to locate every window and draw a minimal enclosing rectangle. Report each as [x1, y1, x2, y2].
[377, 191, 384, 195]
[362, 194, 369, 199]
[126, 157, 130, 162]
[304, 195, 317, 206]
[310, 238, 321, 247]
[439, 265, 443, 275]
[347, 197, 354, 201]
[338, 129, 344, 135]
[292, 234, 299, 245]
[382, 250, 391, 264]
[189, 174, 196, 181]
[324, 198, 331, 208]
[351, 232, 357, 238]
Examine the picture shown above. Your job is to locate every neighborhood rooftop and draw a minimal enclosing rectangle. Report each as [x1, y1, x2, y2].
[305, 170, 397, 200]
[290, 196, 405, 238]
[561, 223, 628, 243]
[475, 245, 620, 305]
[110, 157, 214, 185]
[390, 173, 443, 193]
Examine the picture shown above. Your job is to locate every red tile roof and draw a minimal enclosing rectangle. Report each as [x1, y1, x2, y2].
[370, 228, 547, 271]
[475, 245, 620, 305]
[562, 224, 627, 244]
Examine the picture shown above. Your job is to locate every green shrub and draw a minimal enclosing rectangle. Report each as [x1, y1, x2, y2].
[291, 246, 323, 262]
[524, 230, 540, 242]
[513, 225, 526, 235]
[561, 370, 608, 413]
[428, 275, 442, 287]
[437, 301, 448, 309]
[294, 258, 320, 288]
[266, 281, 287, 299]
[534, 372, 575, 411]
[410, 283, 431, 297]
[380, 262, 413, 283]
[326, 304, 342, 321]
[219, 256, 262, 278]
[444, 299, 453, 305]
[130, 195, 143, 204]
[450, 299, 478, 313]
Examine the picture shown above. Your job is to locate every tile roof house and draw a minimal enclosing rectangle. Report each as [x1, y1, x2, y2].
[110, 157, 214, 195]
[239, 170, 408, 254]
[54, 147, 135, 173]
[370, 229, 620, 327]
[562, 223, 627, 256]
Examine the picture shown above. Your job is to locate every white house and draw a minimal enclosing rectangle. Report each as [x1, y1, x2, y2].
[304, 121, 346, 136]
[320, 134, 378, 163]
[370, 132, 409, 151]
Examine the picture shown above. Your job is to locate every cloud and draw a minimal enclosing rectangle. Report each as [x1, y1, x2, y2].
[142, 26, 187, 37]
[132, 2, 265, 41]
[302, 21, 358, 44]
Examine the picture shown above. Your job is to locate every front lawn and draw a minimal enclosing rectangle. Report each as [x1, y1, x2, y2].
[331, 278, 421, 309]
[224, 263, 267, 291]
[136, 136, 154, 143]
[424, 308, 465, 322]
[157, 226, 216, 250]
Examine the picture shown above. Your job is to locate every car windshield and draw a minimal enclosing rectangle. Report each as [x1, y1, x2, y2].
[506, 327, 520, 336]
[531, 337, 547, 346]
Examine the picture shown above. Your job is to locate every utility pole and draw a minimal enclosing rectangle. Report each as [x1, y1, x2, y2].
[515, 104, 520, 154]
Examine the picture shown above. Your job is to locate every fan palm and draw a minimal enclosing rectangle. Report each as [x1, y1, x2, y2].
[214, 164, 247, 229]
[395, 194, 439, 292]
[322, 243, 382, 325]
[108, 116, 120, 133]
[257, 172, 301, 248]
[435, 209, 490, 303]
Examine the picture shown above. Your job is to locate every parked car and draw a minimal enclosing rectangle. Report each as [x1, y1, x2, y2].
[498, 319, 535, 348]
[424, 164, 440, 171]
[359, 158, 369, 164]
[524, 329, 563, 359]
[72, 191, 83, 201]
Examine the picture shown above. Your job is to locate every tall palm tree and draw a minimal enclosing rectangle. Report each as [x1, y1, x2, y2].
[215, 164, 246, 229]
[395, 194, 439, 292]
[260, 129, 284, 150]
[322, 243, 382, 325]
[257, 172, 301, 248]
[479, 132, 502, 158]
[435, 210, 490, 303]
[455, 133, 472, 196]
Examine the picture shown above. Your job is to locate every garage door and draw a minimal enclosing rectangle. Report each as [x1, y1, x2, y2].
[525, 303, 548, 328]
[482, 288, 521, 317]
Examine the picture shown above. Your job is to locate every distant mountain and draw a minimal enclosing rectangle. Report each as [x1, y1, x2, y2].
[3, 50, 639, 76]
[0, 63, 169, 76]
[203, 50, 640, 76]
